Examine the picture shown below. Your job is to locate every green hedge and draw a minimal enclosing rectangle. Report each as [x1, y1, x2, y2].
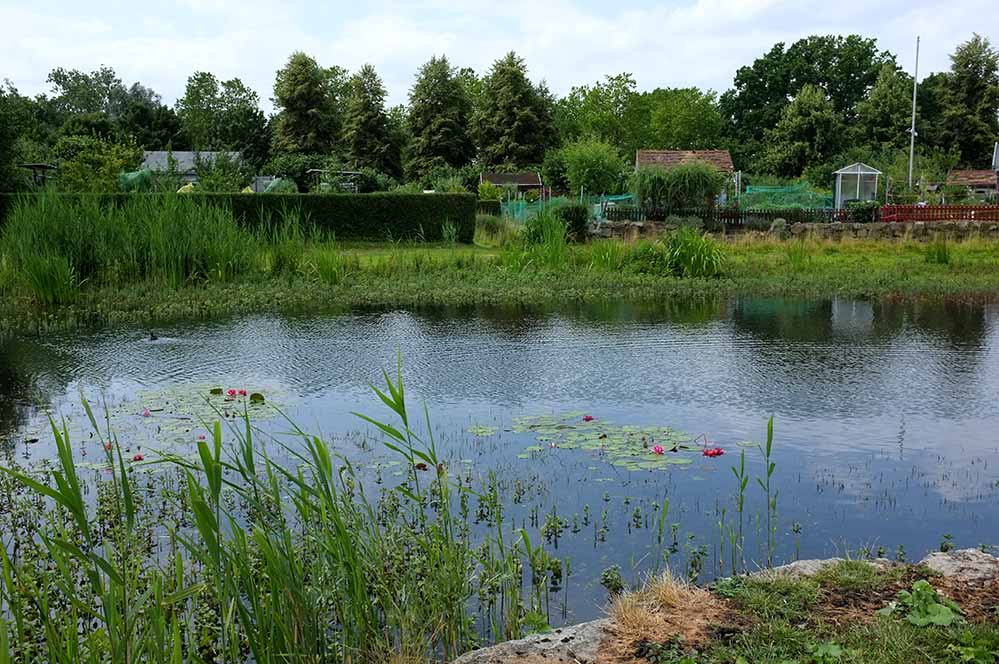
[0, 192, 477, 242]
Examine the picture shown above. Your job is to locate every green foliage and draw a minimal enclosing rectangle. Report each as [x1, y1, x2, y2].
[194, 152, 252, 192]
[720, 34, 892, 168]
[19, 253, 79, 305]
[53, 135, 142, 193]
[845, 200, 880, 223]
[477, 180, 503, 201]
[555, 203, 589, 241]
[635, 636, 705, 664]
[877, 580, 965, 627]
[271, 52, 348, 154]
[562, 138, 626, 196]
[407, 56, 474, 179]
[345, 64, 401, 177]
[646, 87, 724, 150]
[760, 84, 844, 177]
[541, 147, 569, 192]
[473, 52, 556, 167]
[946, 630, 999, 663]
[599, 565, 625, 596]
[942, 34, 999, 169]
[176, 73, 269, 166]
[0, 191, 476, 244]
[632, 162, 726, 209]
[0, 86, 25, 192]
[663, 227, 726, 278]
[855, 63, 914, 150]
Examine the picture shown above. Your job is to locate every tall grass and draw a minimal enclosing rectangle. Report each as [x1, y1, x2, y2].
[925, 234, 951, 265]
[0, 365, 540, 663]
[1, 192, 257, 291]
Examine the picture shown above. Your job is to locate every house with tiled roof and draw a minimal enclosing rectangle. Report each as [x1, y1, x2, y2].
[634, 150, 734, 173]
[480, 171, 543, 191]
[947, 168, 997, 200]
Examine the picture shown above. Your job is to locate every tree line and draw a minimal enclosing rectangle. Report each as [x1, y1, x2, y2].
[0, 33, 996, 195]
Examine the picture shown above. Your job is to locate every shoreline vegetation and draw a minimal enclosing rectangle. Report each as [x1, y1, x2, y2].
[4, 208, 999, 332]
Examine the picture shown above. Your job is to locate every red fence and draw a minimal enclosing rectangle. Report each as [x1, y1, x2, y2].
[880, 205, 999, 223]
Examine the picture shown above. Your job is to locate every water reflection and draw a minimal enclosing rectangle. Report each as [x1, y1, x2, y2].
[3, 296, 999, 621]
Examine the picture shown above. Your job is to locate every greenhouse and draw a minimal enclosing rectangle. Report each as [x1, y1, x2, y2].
[833, 162, 882, 209]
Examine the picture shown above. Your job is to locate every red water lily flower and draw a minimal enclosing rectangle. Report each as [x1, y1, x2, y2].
[227, 389, 237, 397]
[131, 454, 145, 462]
[238, 389, 247, 396]
[582, 415, 594, 422]
[702, 447, 725, 458]
[652, 445, 665, 455]
[142, 408, 150, 417]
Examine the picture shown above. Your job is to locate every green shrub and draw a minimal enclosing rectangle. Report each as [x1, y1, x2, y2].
[845, 200, 880, 223]
[562, 139, 626, 196]
[477, 180, 503, 201]
[555, 203, 589, 241]
[627, 228, 725, 278]
[632, 162, 726, 210]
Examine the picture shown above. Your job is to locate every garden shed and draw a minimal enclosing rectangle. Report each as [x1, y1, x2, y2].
[480, 172, 543, 193]
[833, 163, 881, 209]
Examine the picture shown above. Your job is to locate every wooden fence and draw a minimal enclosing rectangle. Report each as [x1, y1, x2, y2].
[879, 205, 999, 223]
[603, 206, 853, 227]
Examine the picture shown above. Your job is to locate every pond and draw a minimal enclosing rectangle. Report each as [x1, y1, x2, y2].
[2, 296, 999, 626]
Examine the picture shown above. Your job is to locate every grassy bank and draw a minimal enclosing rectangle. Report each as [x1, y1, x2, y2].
[601, 561, 999, 663]
[3, 195, 999, 332]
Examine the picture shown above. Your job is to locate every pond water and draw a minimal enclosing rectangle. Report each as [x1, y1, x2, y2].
[2, 297, 999, 625]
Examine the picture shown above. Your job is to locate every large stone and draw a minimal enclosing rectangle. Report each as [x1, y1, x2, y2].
[452, 619, 611, 664]
[919, 549, 999, 581]
[763, 558, 894, 579]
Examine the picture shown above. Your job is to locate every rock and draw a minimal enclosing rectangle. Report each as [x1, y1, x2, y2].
[919, 549, 999, 582]
[762, 558, 894, 579]
[452, 619, 611, 664]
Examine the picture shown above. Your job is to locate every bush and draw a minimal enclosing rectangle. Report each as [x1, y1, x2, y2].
[631, 162, 726, 209]
[628, 228, 725, 278]
[477, 180, 503, 201]
[562, 139, 626, 197]
[555, 203, 589, 241]
[845, 200, 880, 223]
[0, 192, 477, 243]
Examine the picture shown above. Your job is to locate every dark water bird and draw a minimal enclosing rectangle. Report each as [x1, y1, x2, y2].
[149, 331, 158, 341]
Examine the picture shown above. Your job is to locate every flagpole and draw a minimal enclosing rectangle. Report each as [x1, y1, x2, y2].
[908, 36, 920, 189]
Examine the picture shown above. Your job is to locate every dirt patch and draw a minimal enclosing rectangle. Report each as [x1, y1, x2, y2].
[811, 567, 930, 627]
[933, 576, 999, 623]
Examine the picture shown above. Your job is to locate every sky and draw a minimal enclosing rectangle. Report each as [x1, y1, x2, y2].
[0, 0, 994, 113]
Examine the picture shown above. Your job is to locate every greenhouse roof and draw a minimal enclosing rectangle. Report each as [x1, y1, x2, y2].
[833, 162, 882, 175]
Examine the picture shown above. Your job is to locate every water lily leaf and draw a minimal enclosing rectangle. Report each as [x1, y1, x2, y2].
[467, 425, 498, 437]
[249, 393, 265, 404]
[209, 388, 223, 396]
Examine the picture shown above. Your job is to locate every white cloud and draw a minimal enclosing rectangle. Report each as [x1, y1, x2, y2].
[1, 0, 993, 112]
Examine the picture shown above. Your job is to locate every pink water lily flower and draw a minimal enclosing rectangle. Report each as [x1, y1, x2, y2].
[131, 454, 145, 462]
[238, 389, 247, 396]
[652, 445, 665, 455]
[227, 389, 237, 397]
[582, 415, 594, 422]
[702, 447, 725, 458]
[197, 434, 206, 441]
[142, 408, 150, 417]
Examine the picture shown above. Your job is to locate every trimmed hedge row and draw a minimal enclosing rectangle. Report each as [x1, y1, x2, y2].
[0, 192, 477, 242]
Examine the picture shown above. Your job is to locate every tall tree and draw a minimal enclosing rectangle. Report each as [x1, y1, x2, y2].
[406, 56, 473, 179]
[175, 72, 269, 166]
[271, 52, 347, 155]
[646, 87, 724, 150]
[0, 84, 24, 191]
[555, 73, 639, 151]
[344, 64, 400, 177]
[46, 65, 128, 117]
[118, 100, 187, 150]
[720, 35, 892, 168]
[855, 63, 913, 149]
[941, 34, 999, 168]
[760, 84, 844, 177]
[472, 52, 556, 167]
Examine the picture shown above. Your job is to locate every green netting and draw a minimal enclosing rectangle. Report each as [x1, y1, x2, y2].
[501, 194, 635, 221]
[119, 168, 154, 192]
[741, 182, 832, 210]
